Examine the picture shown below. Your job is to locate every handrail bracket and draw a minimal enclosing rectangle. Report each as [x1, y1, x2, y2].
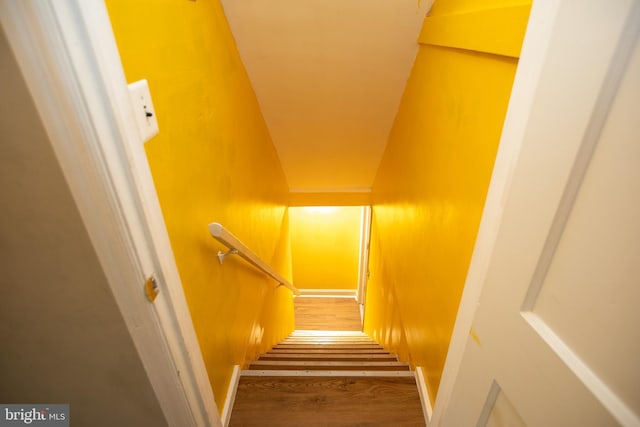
[217, 248, 238, 264]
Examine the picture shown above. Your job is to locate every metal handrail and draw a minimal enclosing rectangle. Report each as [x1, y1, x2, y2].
[208, 222, 299, 295]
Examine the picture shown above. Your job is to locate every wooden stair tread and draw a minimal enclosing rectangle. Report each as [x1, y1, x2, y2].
[285, 334, 372, 338]
[282, 336, 375, 344]
[273, 344, 383, 349]
[286, 330, 371, 339]
[251, 359, 409, 366]
[258, 354, 398, 361]
[241, 370, 414, 377]
[229, 376, 425, 426]
[291, 329, 368, 336]
[248, 364, 410, 372]
[229, 330, 425, 426]
[267, 348, 390, 354]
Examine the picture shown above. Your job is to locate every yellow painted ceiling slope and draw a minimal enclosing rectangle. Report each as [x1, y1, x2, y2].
[221, 0, 432, 191]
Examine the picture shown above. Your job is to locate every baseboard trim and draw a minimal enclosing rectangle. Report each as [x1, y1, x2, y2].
[415, 367, 433, 426]
[296, 289, 357, 298]
[221, 365, 241, 427]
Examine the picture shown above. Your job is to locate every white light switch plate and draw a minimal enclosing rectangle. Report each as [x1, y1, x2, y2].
[128, 79, 159, 143]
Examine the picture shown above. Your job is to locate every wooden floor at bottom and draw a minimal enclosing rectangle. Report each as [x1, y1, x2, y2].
[229, 376, 425, 426]
[294, 297, 362, 331]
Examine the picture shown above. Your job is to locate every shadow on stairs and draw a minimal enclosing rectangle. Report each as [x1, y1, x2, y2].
[228, 330, 426, 426]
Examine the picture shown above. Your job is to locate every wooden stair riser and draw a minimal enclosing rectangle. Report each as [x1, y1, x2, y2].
[266, 348, 390, 354]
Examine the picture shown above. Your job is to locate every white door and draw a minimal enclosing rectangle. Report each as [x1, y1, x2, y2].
[435, 0, 640, 426]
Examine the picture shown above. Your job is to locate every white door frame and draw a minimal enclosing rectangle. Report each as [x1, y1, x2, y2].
[0, 2, 221, 426]
[356, 205, 372, 306]
[431, 0, 640, 425]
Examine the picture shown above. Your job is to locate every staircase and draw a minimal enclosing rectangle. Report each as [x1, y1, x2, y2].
[228, 330, 426, 426]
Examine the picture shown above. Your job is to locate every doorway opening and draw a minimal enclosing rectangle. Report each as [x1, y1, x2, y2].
[288, 205, 371, 328]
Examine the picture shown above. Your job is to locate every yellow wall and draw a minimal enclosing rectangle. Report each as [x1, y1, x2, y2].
[289, 207, 362, 290]
[364, 0, 530, 403]
[106, 0, 294, 413]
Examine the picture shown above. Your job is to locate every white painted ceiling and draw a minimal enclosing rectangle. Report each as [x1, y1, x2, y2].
[221, 0, 430, 191]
